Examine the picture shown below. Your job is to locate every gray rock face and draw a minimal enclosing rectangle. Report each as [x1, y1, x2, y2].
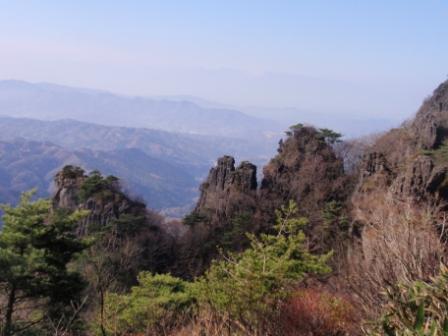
[194, 155, 257, 220]
[260, 127, 348, 221]
[52, 166, 147, 236]
[53, 167, 85, 210]
[194, 127, 348, 227]
[355, 80, 448, 208]
[361, 152, 392, 179]
[410, 80, 448, 149]
[390, 156, 435, 202]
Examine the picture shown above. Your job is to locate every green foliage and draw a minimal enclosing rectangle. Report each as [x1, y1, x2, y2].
[285, 123, 304, 136]
[290, 123, 304, 131]
[183, 212, 208, 226]
[0, 191, 87, 336]
[197, 201, 331, 327]
[100, 273, 196, 335]
[368, 265, 448, 336]
[60, 165, 85, 179]
[422, 140, 448, 164]
[218, 212, 252, 251]
[99, 201, 331, 334]
[319, 128, 343, 144]
[317, 201, 350, 250]
[78, 170, 119, 202]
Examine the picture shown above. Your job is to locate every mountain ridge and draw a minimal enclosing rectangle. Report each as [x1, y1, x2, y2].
[0, 80, 281, 138]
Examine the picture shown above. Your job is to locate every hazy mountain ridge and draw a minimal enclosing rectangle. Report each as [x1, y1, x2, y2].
[0, 80, 282, 138]
[0, 116, 274, 165]
[0, 115, 279, 217]
[0, 138, 200, 215]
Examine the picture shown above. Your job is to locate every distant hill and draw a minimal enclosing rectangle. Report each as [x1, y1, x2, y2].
[0, 138, 200, 216]
[0, 80, 281, 138]
[0, 117, 278, 217]
[0, 116, 274, 165]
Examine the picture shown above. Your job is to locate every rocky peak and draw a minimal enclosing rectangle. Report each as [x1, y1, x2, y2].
[354, 80, 448, 207]
[52, 165, 147, 236]
[175, 157, 258, 277]
[194, 155, 257, 218]
[410, 79, 448, 149]
[260, 126, 348, 220]
[203, 155, 236, 192]
[53, 165, 86, 210]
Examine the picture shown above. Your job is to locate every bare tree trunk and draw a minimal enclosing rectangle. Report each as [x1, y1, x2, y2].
[3, 284, 16, 336]
[100, 288, 107, 336]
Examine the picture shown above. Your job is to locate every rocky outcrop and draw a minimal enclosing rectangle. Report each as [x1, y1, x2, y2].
[174, 156, 258, 277]
[344, 81, 448, 311]
[179, 126, 351, 271]
[361, 152, 392, 179]
[354, 80, 448, 210]
[53, 166, 85, 210]
[53, 166, 147, 236]
[194, 156, 257, 221]
[52, 165, 175, 277]
[180, 79, 448, 308]
[260, 126, 349, 224]
[409, 80, 448, 149]
[191, 126, 349, 231]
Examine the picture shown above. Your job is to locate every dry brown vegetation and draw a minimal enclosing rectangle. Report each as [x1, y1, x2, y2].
[278, 288, 360, 336]
[347, 190, 445, 314]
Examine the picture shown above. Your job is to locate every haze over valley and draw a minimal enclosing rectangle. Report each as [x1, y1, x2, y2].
[2, 2, 448, 335]
[0, 79, 407, 216]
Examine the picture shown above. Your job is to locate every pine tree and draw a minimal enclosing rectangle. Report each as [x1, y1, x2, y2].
[0, 191, 87, 336]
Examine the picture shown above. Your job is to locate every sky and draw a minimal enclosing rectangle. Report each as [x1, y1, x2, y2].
[0, 0, 447, 123]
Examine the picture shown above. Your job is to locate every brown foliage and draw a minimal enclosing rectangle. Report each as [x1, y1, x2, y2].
[348, 190, 445, 314]
[277, 288, 360, 336]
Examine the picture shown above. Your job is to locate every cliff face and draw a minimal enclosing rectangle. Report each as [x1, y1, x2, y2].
[194, 127, 348, 226]
[53, 166, 85, 210]
[186, 79, 448, 309]
[346, 81, 448, 310]
[260, 127, 348, 223]
[182, 126, 350, 273]
[410, 80, 448, 149]
[194, 155, 257, 223]
[52, 166, 174, 276]
[53, 166, 147, 236]
[354, 80, 448, 212]
[173, 157, 258, 277]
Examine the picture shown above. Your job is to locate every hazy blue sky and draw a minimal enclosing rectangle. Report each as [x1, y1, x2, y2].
[0, 1, 447, 121]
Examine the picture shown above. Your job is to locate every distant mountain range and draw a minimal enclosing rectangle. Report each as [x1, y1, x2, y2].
[0, 80, 282, 138]
[0, 80, 397, 217]
[0, 116, 274, 164]
[0, 116, 277, 217]
[0, 138, 199, 216]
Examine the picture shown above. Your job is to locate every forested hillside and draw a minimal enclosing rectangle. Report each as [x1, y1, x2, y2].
[0, 116, 277, 216]
[3, 80, 448, 335]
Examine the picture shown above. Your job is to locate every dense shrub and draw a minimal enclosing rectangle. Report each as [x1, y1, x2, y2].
[78, 170, 119, 202]
[279, 288, 360, 336]
[98, 201, 332, 335]
[60, 165, 85, 179]
[182, 212, 208, 226]
[367, 266, 448, 335]
[196, 201, 331, 333]
[99, 273, 196, 336]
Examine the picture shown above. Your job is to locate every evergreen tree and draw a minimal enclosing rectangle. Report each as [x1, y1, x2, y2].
[99, 201, 331, 335]
[0, 191, 87, 336]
